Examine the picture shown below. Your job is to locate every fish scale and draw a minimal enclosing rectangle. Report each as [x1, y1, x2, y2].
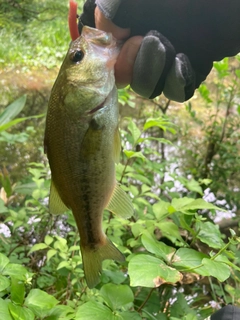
[44, 26, 134, 288]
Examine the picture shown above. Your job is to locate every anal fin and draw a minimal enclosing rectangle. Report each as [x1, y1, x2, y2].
[49, 180, 69, 215]
[106, 183, 134, 219]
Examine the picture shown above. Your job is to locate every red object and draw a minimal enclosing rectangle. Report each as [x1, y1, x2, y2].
[68, 0, 80, 40]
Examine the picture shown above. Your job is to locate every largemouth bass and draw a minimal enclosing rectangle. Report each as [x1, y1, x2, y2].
[44, 26, 133, 288]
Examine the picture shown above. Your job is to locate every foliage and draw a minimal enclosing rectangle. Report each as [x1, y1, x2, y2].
[1, 108, 240, 319]
[1, 3, 240, 319]
[0, 0, 83, 68]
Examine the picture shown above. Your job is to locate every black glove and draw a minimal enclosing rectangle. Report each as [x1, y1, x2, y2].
[79, 0, 240, 102]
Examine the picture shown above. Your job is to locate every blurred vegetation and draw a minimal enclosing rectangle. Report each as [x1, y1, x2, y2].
[0, 1, 240, 319]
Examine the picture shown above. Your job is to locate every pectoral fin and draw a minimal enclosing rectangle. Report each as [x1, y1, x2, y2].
[106, 183, 134, 219]
[49, 180, 69, 215]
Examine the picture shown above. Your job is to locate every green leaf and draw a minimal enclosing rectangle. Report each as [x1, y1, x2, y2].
[127, 119, 141, 144]
[171, 198, 196, 212]
[202, 258, 230, 282]
[102, 270, 126, 285]
[100, 284, 134, 310]
[196, 221, 224, 249]
[152, 201, 170, 220]
[215, 254, 240, 272]
[143, 118, 175, 133]
[139, 137, 172, 145]
[57, 261, 71, 270]
[0, 114, 44, 133]
[185, 179, 203, 195]
[28, 243, 48, 254]
[25, 289, 59, 318]
[44, 235, 54, 246]
[54, 236, 68, 252]
[123, 150, 146, 160]
[115, 311, 142, 320]
[128, 254, 182, 287]
[47, 249, 57, 262]
[0, 275, 10, 291]
[0, 95, 26, 127]
[180, 198, 225, 212]
[76, 301, 113, 320]
[11, 277, 25, 305]
[0, 199, 8, 213]
[3, 264, 31, 281]
[157, 221, 183, 242]
[172, 248, 210, 276]
[0, 298, 12, 320]
[13, 182, 37, 195]
[8, 303, 34, 320]
[44, 305, 75, 320]
[141, 231, 175, 262]
[0, 253, 10, 272]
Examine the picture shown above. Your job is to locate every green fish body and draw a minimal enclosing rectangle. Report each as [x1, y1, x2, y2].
[44, 26, 133, 288]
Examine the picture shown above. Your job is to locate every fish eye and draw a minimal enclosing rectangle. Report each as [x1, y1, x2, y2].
[71, 50, 84, 63]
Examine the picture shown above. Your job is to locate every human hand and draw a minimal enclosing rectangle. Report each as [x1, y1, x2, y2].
[78, 0, 240, 102]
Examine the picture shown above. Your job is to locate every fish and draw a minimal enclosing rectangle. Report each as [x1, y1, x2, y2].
[44, 25, 134, 288]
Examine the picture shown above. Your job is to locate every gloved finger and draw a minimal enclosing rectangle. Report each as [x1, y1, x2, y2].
[96, 0, 122, 20]
[78, 0, 96, 33]
[94, 6, 130, 40]
[131, 30, 175, 99]
[163, 53, 196, 102]
[115, 36, 143, 88]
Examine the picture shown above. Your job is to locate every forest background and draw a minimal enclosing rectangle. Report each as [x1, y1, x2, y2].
[0, 0, 240, 319]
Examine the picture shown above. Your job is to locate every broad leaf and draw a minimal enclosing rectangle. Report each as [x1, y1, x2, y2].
[196, 221, 224, 249]
[0, 253, 10, 272]
[0, 275, 10, 291]
[141, 231, 175, 262]
[76, 301, 113, 320]
[3, 264, 32, 281]
[127, 119, 141, 144]
[202, 259, 231, 282]
[172, 248, 210, 276]
[8, 303, 34, 320]
[28, 243, 48, 254]
[11, 276, 25, 305]
[100, 283, 134, 310]
[0, 298, 12, 320]
[25, 289, 59, 318]
[128, 254, 182, 287]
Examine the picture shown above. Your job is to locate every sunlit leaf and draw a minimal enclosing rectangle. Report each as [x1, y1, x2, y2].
[8, 302, 34, 320]
[0, 253, 10, 272]
[202, 258, 230, 281]
[141, 231, 175, 262]
[28, 243, 48, 254]
[25, 289, 59, 318]
[196, 221, 224, 249]
[0, 298, 12, 320]
[128, 254, 182, 287]
[127, 119, 141, 144]
[0, 275, 10, 292]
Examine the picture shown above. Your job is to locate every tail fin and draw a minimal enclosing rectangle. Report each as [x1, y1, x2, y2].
[80, 238, 125, 289]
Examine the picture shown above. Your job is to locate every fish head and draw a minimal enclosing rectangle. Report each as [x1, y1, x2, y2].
[55, 26, 119, 112]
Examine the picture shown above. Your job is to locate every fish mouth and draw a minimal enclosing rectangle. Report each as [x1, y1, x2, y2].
[87, 99, 106, 115]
